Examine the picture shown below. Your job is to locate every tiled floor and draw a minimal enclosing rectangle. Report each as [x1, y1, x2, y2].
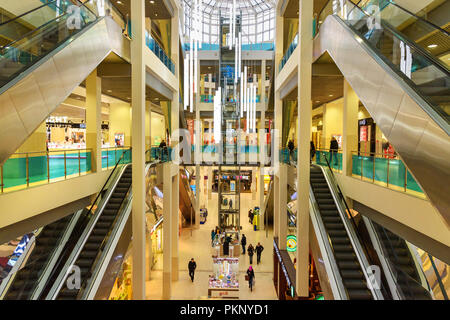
[146, 166, 277, 300]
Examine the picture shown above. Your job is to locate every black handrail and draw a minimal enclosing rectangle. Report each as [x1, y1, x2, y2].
[39, 148, 131, 299]
[321, 151, 385, 295]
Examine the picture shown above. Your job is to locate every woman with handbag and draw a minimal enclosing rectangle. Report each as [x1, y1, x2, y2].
[246, 266, 255, 292]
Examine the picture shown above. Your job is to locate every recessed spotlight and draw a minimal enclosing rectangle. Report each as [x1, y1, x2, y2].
[150, 0, 155, 3]
[107, 89, 112, 93]
[329, 94, 333, 97]
[155, 13, 158, 16]
[117, 1, 122, 4]
[428, 44, 437, 48]
[315, 100, 320, 103]
[127, 97, 131, 99]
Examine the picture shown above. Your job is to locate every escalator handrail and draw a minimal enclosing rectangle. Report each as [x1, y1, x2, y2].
[345, 0, 449, 75]
[42, 149, 131, 299]
[328, 13, 450, 134]
[376, 225, 432, 299]
[0, 0, 59, 27]
[0, 1, 98, 51]
[320, 156, 385, 299]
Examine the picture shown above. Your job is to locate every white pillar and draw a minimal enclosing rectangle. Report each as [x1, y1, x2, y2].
[130, 0, 146, 300]
[259, 60, 266, 228]
[296, 0, 313, 298]
[195, 58, 201, 227]
[86, 69, 102, 172]
[342, 80, 359, 177]
[162, 163, 173, 299]
[170, 3, 180, 282]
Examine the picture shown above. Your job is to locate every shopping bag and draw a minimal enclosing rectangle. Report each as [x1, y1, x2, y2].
[245, 275, 249, 281]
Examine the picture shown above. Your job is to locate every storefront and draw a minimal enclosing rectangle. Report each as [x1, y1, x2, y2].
[273, 237, 297, 300]
[212, 170, 253, 193]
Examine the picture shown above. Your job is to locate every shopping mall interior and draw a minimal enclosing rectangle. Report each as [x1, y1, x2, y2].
[0, 0, 448, 301]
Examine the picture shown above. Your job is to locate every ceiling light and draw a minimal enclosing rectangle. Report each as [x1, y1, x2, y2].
[155, 13, 158, 16]
[117, 1, 122, 4]
[329, 94, 333, 97]
[315, 100, 320, 103]
[150, 0, 155, 3]
[427, 44, 437, 48]
[107, 89, 112, 93]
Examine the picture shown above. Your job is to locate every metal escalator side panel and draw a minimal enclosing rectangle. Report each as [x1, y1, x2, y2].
[362, 216, 402, 299]
[45, 164, 129, 300]
[319, 165, 384, 300]
[82, 163, 152, 299]
[313, 14, 450, 225]
[309, 187, 348, 299]
[0, 16, 125, 165]
[29, 210, 84, 300]
[0, 235, 37, 299]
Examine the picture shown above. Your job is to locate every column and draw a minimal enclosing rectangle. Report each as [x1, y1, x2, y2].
[296, 0, 313, 298]
[278, 164, 288, 250]
[86, 69, 102, 172]
[170, 3, 180, 282]
[252, 168, 257, 200]
[320, 104, 327, 150]
[342, 80, 359, 177]
[195, 59, 201, 227]
[130, 0, 146, 300]
[259, 60, 266, 228]
[208, 166, 212, 200]
[162, 163, 173, 299]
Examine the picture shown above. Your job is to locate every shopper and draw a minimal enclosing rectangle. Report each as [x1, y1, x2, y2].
[188, 258, 197, 282]
[229, 198, 233, 209]
[288, 139, 295, 161]
[248, 209, 254, 224]
[329, 136, 339, 167]
[241, 234, 247, 254]
[255, 242, 264, 265]
[246, 266, 255, 292]
[211, 229, 216, 246]
[248, 244, 255, 265]
[310, 140, 316, 163]
[159, 140, 167, 160]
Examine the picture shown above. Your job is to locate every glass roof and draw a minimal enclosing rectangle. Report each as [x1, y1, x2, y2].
[183, 0, 276, 46]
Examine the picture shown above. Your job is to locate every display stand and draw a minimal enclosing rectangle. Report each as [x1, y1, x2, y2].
[208, 257, 239, 299]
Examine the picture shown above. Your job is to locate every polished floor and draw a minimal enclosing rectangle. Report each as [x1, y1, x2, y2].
[146, 166, 277, 300]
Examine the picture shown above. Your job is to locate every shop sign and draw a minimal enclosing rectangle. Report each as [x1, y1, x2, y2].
[286, 235, 297, 252]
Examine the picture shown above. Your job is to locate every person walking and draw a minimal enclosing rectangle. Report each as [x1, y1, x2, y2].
[329, 136, 339, 167]
[241, 234, 247, 254]
[310, 140, 316, 163]
[159, 139, 167, 160]
[229, 198, 233, 210]
[188, 258, 197, 282]
[248, 209, 254, 224]
[246, 266, 255, 292]
[288, 139, 295, 162]
[255, 242, 264, 265]
[248, 244, 255, 265]
[211, 229, 216, 246]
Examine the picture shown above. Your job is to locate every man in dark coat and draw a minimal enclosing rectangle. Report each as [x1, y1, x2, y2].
[188, 258, 197, 282]
[241, 234, 247, 254]
[329, 136, 339, 166]
[255, 242, 264, 264]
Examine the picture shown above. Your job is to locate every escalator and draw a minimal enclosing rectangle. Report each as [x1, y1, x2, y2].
[179, 167, 196, 224]
[0, 212, 81, 300]
[46, 163, 132, 299]
[315, 0, 450, 223]
[0, 0, 125, 164]
[309, 165, 383, 300]
[363, 217, 433, 299]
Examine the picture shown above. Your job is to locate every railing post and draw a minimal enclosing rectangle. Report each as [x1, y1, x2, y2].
[47, 151, 50, 183]
[360, 154, 363, 180]
[1, 165, 3, 193]
[387, 158, 390, 188]
[372, 154, 375, 183]
[26, 153, 29, 187]
[78, 150, 81, 176]
[107, 148, 109, 169]
[64, 150, 67, 179]
[404, 166, 407, 192]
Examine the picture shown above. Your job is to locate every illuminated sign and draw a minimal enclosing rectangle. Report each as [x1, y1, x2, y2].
[287, 235, 297, 252]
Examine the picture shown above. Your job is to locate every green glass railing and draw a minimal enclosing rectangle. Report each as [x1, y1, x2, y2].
[0, 0, 98, 89]
[279, 33, 298, 72]
[351, 152, 424, 195]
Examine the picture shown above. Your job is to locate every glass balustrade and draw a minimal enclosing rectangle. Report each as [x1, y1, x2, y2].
[278, 33, 298, 72]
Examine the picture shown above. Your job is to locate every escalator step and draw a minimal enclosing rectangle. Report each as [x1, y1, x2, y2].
[77, 259, 93, 268]
[332, 238, 351, 245]
[324, 222, 345, 230]
[328, 229, 348, 237]
[84, 243, 101, 251]
[312, 188, 330, 194]
[92, 228, 109, 236]
[86, 235, 105, 243]
[335, 252, 357, 260]
[333, 244, 354, 252]
[322, 216, 341, 223]
[102, 210, 116, 216]
[96, 222, 112, 229]
[319, 204, 337, 210]
[79, 251, 98, 259]
[347, 289, 372, 300]
[337, 261, 360, 270]
[98, 216, 115, 223]
[343, 279, 368, 289]
[105, 204, 121, 210]
[312, 183, 329, 189]
[317, 199, 335, 205]
[320, 210, 340, 216]
[340, 269, 365, 279]
[109, 198, 123, 204]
